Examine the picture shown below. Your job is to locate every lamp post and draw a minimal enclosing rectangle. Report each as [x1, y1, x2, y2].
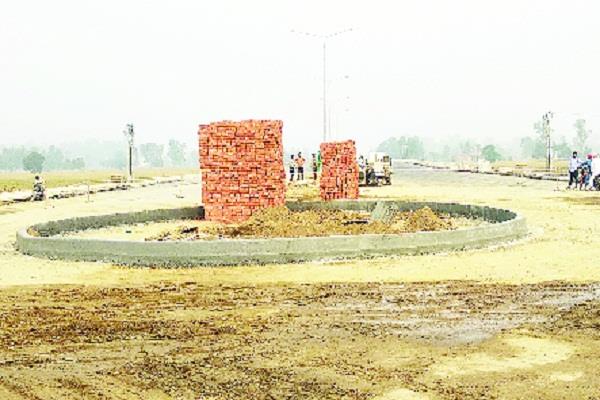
[123, 123, 134, 181]
[291, 28, 353, 142]
[542, 111, 553, 171]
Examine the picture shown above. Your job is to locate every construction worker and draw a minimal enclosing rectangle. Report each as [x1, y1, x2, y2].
[317, 150, 322, 173]
[311, 153, 318, 180]
[289, 154, 296, 182]
[358, 155, 366, 170]
[32, 175, 46, 201]
[296, 152, 305, 180]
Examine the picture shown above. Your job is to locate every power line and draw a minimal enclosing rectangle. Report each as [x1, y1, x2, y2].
[291, 28, 353, 143]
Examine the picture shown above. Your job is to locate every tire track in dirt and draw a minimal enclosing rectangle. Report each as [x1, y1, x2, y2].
[1, 281, 600, 399]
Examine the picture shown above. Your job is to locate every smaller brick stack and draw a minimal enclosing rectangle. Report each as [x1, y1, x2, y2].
[319, 140, 359, 200]
[199, 120, 286, 222]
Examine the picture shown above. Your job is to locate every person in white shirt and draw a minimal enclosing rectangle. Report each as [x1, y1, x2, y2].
[568, 151, 580, 189]
[358, 155, 366, 170]
[591, 153, 600, 190]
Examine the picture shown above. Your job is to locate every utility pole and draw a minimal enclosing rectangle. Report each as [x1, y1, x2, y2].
[323, 40, 327, 141]
[291, 28, 353, 142]
[123, 123, 134, 181]
[542, 111, 553, 171]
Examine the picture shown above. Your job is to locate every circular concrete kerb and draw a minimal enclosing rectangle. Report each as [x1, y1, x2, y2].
[15, 200, 527, 267]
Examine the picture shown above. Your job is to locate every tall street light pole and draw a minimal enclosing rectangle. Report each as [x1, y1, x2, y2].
[542, 111, 553, 171]
[322, 40, 327, 142]
[292, 28, 353, 143]
[123, 123, 135, 182]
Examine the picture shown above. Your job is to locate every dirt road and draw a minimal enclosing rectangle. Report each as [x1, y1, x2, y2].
[1, 166, 600, 399]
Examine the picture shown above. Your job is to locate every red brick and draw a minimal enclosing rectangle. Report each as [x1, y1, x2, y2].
[198, 120, 286, 222]
[319, 140, 359, 200]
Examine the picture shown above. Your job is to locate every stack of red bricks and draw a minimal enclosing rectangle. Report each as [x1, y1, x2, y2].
[198, 120, 286, 222]
[319, 140, 359, 200]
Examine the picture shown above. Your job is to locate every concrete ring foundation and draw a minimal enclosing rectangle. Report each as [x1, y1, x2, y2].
[15, 201, 527, 267]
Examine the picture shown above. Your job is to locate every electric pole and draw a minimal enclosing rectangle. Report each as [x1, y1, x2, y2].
[542, 111, 553, 171]
[123, 123, 134, 181]
[323, 39, 327, 142]
[291, 28, 353, 142]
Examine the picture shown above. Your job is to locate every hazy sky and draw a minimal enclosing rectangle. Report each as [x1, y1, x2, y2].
[1, 0, 599, 152]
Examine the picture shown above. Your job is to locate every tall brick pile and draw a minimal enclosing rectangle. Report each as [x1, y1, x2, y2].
[319, 140, 359, 200]
[198, 120, 286, 222]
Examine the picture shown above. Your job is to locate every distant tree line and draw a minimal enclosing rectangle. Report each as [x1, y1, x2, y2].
[376, 118, 595, 164]
[0, 146, 86, 173]
[138, 140, 195, 168]
[376, 136, 425, 160]
[519, 118, 592, 159]
[0, 139, 199, 173]
[375, 136, 505, 163]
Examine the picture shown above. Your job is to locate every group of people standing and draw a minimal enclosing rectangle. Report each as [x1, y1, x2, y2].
[289, 152, 320, 182]
[568, 151, 600, 190]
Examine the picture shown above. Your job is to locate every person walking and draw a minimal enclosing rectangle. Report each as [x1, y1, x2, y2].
[568, 151, 580, 189]
[317, 150, 322, 173]
[311, 153, 318, 180]
[296, 152, 305, 181]
[591, 154, 600, 190]
[579, 156, 592, 190]
[581, 154, 594, 190]
[289, 154, 296, 182]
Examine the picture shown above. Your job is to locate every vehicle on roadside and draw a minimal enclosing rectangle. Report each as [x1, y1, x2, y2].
[359, 152, 392, 186]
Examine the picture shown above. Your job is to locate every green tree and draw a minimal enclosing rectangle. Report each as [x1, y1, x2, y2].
[0, 146, 27, 171]
[376, 136, 424, 159]
[530, 118, 553, 159]
[459, 140, 475, 157]
[188, 149, 199, 167]
[533, 119, 546, 140]
[139, 143, 165, 167]
[552, 137, 571, 159]
[102, 150, 126, 169]
[376, 137, 401, 158]
[405, 136, 424, 159]
[43, 145, 65, 170]
[573, 119, 591, 154]
[22, 151, 45, 173]
[520, 136, 545, 159]
[481, 144, 502, 162]
[441, 145, 451, 161]
[72, 157, 85, 170]
[64, 157, 86, 170]
[167, 140, 187, 166]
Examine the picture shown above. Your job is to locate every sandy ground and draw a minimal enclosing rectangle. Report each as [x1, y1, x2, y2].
[1, 166, 600, 399]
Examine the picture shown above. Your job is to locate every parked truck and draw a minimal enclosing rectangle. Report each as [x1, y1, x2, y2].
[359, 152, 392, 186]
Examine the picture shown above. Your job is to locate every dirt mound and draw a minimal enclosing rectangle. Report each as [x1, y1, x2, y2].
[404, 206, 453, 232]
[147, 206, 455, 240]
[285, 182, 320, 202]
[209, 206, 380, 238]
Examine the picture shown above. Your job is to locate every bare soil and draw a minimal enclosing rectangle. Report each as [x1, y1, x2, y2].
[2, 166, 600, 399]
[145, 206, 460, 241]
[0, 281, 599, 399]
